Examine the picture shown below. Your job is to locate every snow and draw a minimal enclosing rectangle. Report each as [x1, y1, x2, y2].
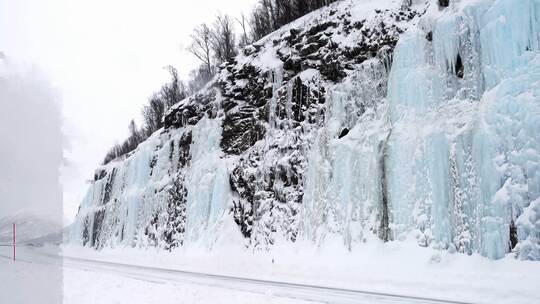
[249, 44, 284, 70]
[0, 247, 62, 304]
[64, 265, 312, 304]
[61, 242, 540, 304]
[0, 247, 315, 304]
[2, 243, 540, 303]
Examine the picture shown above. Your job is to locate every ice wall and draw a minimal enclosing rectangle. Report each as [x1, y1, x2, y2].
[303, 60, 391, 249]
[385, 0, 540, 259]
[303, 0, 540, 260]
[70, 116, 234, 249]
[70, 0, 540, 260]
[185, 117, 232, 245]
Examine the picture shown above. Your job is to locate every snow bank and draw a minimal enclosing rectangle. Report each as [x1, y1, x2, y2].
[62, 241, 540, 304]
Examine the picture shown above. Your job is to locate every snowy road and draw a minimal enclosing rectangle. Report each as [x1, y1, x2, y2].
[0, 246, 475, 304]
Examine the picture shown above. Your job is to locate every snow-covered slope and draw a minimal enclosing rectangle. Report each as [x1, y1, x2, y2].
[0, 213, 62, 243]
[70, 0, 540, 261]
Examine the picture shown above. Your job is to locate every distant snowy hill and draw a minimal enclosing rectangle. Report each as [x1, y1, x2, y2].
[70, 0, 540, 261]
[0, 214, 62, 243]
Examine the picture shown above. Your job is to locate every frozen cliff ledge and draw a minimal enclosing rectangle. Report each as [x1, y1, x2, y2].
[70, 0, 540, 261]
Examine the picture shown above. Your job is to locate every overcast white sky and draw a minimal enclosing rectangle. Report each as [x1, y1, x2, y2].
[0, 59, 63, 222]
[0, 0, 256, 222]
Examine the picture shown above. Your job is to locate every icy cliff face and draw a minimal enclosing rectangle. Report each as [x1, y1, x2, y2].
[383, 0, 540, 260]
[71, 0, 540, 260]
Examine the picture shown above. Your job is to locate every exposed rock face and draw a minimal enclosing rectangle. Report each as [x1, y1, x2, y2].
[70, 0, 540, 260]
[211, 3, 417, 247]
[164, 91, 215, 129]
[439, 0, 450, 7]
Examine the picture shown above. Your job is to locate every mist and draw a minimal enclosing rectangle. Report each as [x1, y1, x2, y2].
[0, 55, 63, 224]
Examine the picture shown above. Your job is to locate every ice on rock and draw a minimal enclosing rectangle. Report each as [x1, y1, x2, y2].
[70, 116, 236, 249]
[479, 0, 540, 87]
[303, 60, 391, 248]
[70, 130, 175, 248]
[303, 0, 540, 259]
[70, 0, 540, 260]
[185, 117, 232, 245]
[383, 0, 540, 259]
[387, 27, 446, 121]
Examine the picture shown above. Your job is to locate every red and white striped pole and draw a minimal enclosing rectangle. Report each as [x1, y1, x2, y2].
[12, 222, 16, 262]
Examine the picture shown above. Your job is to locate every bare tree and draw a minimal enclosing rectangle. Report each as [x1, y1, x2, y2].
[161, 66, 188, 110]
[128, 120, 141, 143]
[249, 0, 338, 41]
[103, 67, 188, 164]
[103, 0, 341, 165]
[187, 23, 214, 76]
[211, 14, 238, 64]
[236, 14, 250, 48]
[250, 6, 271, 41]
[103, 120, 144, 164]
[142, 94, 166, 136]
[187, 66, 213, 94]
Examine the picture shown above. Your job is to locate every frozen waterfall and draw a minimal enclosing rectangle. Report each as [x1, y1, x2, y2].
[70, 0, 540, 261]
[303, 0, 540, 259]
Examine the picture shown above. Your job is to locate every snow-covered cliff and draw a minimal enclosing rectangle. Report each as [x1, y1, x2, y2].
[70, 0, 540, 260]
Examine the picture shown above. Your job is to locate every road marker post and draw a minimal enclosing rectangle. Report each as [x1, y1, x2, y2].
[13, 222, 15, 262]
